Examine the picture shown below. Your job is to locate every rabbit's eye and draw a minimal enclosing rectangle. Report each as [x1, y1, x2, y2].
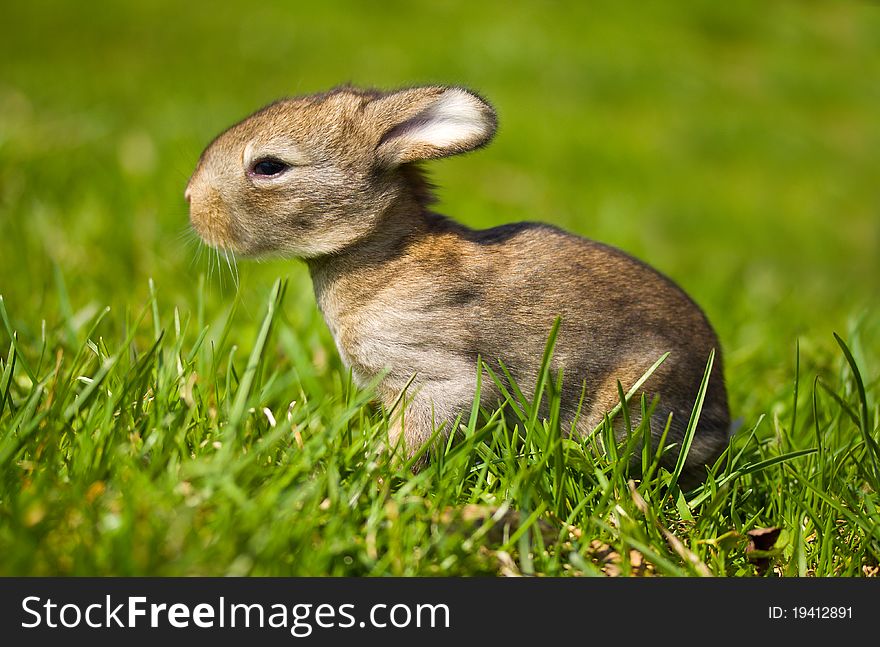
[250, 158, 290, 177]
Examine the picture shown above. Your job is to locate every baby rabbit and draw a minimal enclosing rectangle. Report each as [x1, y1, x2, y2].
[187, 85, 730, 484]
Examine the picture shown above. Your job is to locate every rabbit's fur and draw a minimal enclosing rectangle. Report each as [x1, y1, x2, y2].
[187, 85, 731, 483]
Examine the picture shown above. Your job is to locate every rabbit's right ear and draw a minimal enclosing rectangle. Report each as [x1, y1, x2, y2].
[369, 87, 497, 167]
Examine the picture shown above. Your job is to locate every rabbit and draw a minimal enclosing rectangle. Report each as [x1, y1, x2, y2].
[186, 85, 731, 485]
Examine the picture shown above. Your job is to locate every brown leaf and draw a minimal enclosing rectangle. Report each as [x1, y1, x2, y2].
[587, 539, 655, 577]
[746, 526, 782, 575]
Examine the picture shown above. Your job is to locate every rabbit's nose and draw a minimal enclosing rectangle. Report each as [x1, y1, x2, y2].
[184, 187, 193, 204]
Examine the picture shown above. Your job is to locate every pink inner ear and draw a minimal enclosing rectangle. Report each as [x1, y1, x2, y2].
[376, 89, 496, 165]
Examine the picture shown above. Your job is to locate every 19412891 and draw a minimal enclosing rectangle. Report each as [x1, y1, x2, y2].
[769, 606, 853, 620]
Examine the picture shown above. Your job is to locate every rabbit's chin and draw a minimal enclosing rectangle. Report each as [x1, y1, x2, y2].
[190, 225, 232, 251]
[203, 237, 326, 261]
[195, 235, 273, 259]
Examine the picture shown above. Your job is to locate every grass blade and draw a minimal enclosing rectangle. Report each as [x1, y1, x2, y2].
[668, 349, 714, 493]
[229, 279, 286, 428]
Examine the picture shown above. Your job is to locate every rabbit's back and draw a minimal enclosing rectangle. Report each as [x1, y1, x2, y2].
[475, 222, 729, 464]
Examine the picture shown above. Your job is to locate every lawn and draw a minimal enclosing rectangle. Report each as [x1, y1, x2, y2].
[0, 1, 878, 576]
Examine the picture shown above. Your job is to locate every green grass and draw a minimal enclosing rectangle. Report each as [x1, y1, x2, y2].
[1, 0, 878, 576]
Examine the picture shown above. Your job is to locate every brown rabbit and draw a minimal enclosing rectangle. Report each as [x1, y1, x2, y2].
[187, 85, 731, 484]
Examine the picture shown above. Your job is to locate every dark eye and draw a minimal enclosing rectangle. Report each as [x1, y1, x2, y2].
[250, 158, 290, 177]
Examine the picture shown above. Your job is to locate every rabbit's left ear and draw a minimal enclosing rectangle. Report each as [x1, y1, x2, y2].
[370, 87, 497, 166]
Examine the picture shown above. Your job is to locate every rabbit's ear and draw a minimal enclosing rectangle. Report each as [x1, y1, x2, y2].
[371, 87, 497, 166]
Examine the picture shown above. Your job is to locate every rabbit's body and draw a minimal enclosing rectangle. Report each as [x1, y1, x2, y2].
[188, 85, 730, 482]
[308, 205, 729, 475]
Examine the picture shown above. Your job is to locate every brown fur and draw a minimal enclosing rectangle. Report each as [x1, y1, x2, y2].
[187, 85, 731, 484]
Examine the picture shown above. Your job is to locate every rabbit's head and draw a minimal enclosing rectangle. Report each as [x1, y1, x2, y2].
[186, 86, 497, 257]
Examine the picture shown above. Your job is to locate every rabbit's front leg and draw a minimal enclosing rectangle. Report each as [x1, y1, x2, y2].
[385, 375, 484, 468]
[385, 391, 446, 467]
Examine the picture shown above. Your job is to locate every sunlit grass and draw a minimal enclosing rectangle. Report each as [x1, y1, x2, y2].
[0, 279, 876, 576]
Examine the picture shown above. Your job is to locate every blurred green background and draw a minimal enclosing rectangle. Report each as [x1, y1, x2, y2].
[1, 0, 878, 421]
